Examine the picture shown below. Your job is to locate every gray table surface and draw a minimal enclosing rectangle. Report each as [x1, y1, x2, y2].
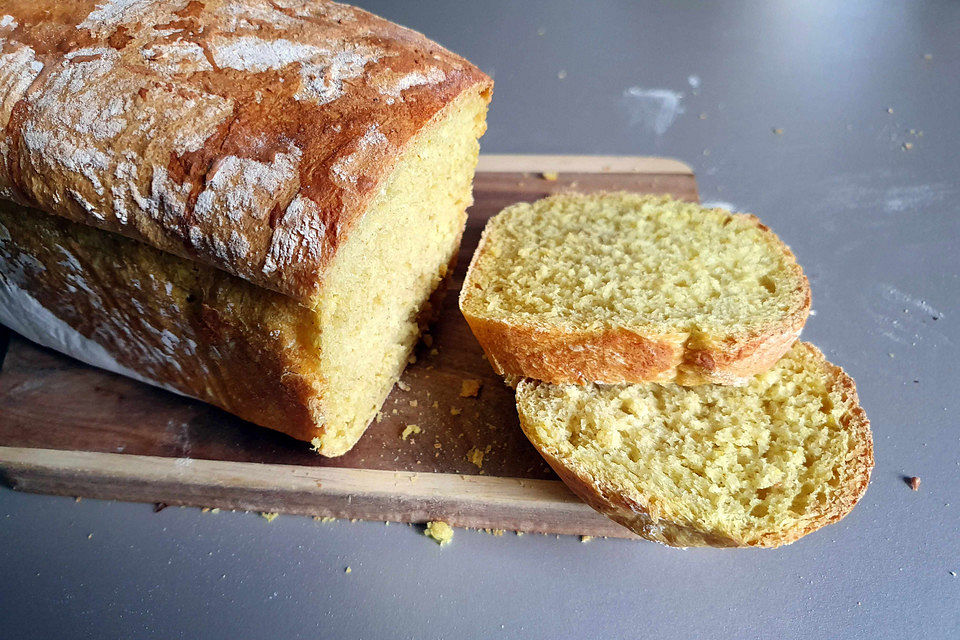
[2, 1, 958, 638]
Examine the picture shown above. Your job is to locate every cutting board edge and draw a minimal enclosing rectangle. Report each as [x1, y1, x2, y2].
[476, 153, 694, 175]
[0, 446, 639, 538]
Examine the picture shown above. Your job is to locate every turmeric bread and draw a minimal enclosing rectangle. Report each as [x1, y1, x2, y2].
[0, 0, 491, 454]
[460, 193, 810, 385]
[516, 342, 874, 548]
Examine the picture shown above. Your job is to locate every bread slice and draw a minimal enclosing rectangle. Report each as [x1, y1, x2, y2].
[516, 342, 873, 547]
[460, 193, 810, 385]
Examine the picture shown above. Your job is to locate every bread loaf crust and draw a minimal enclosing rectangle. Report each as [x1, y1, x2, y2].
[0, 0, 491, 306]
[461, 198, 811, 386]
[517, 343, 875, 548]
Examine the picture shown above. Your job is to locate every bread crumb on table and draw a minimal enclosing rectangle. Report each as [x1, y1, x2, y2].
[580, 535, 593, 543]
[907, 476, 921, 491]
[260, 512, 279, 522]
[541, 171, 559, 181]
[401, 424, 422, 441]
[772, 127, 784, 135]
[425, 520, 454, 546]
[313, 516, 337, 522]
[345, 566, 352, 574]
[460, 379, 482, 397]
[397, 380, 411, 392]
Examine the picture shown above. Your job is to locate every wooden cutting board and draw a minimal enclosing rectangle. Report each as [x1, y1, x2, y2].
[0, 155, 697, 538]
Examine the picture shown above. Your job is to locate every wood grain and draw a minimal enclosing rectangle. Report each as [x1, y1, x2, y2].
[0, 155, 697, 537]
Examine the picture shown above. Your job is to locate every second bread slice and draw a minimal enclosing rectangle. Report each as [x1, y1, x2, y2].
[516, 342, 874, 548]
[460, 193, 810, 385]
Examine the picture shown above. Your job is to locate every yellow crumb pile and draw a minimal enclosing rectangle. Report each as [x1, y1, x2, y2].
[401, 424, 422, 440]
[425, 520, 454, 546]
[466, 447, 485, 469]
[260, 512, 279, 522]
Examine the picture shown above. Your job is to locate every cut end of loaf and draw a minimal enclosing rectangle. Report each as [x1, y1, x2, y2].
[309, 86, 490, 456]
[460, 193, 810, 385]
[516, 342, 874, 547]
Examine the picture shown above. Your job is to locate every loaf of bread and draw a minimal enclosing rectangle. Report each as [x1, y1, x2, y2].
[516, 342, 874, 547]
[460, 193, 810, 386]
[0, 1, 491, 454]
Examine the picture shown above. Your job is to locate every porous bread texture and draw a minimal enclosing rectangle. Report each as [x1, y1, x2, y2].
[460, 193, 810, 386]
[0, 85, 489, 455]
[516, 342, 874, 548]
[313, 86, 489, 455]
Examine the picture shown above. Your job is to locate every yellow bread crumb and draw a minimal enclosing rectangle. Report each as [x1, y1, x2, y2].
[401, 424, 422, 440]
[397, 381, 411, 392]
[313, 516, 337, 522]
[430, 348, 439, 356]
[541, 171, 559, 181]
[309, 437, 323, 453]
[432, 401, 439, 409]
[260, 512, 279, 523]
[460, 379, 482, 397]
[580, 535, 593, 543]
[425, 520, 454, 546]
[345, 566, 352, 574]
[467, 447, 485, 469]
[450, 407, 462, 416]
[410, 399, 418, 407]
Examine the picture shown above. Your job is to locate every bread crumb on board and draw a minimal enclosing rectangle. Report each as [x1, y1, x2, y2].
[580, 535, 594, 543]
[313, 516, 337, 523]
[541, 171, 559, 181]
[907, 476, 921, 491]
[450, 407, 462, 416]
[397, 380, 411, 392]
[345, 566, 352, 574]
[425, 520, 454, 546]
[467, 447, 485, 469]
[260, 512, 279, 522]
[460, 379, 482, 397]
[401, 424, 422, 441]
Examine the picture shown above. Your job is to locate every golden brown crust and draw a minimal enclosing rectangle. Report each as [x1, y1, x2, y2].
[0, 0, 491, 307]
[517, 343, 874, 548]
[461, 198, 811, 386]
[0, 200, 327, 443]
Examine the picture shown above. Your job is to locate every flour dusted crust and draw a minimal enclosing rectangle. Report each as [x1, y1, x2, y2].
[0, 201, 329, 442]
[0, 0, 491, 306]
